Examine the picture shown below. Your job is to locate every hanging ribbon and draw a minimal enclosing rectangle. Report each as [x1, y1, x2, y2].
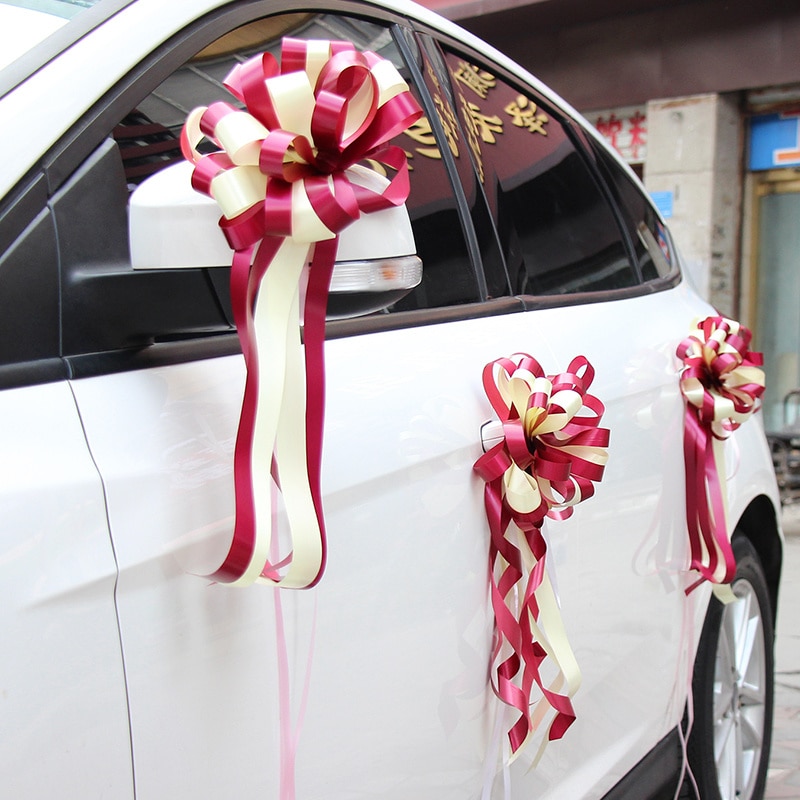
[474, 354, 610, 759]
[181, 39, 422, 587]
[677, 316, 765, 593]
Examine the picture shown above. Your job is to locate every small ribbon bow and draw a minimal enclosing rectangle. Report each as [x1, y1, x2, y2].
[474, 354, 610, 758]
[182, 38, 422, 587]
[677, 316, 765, 589]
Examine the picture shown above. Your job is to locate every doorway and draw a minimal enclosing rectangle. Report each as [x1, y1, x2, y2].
[753, 170, 800, 433]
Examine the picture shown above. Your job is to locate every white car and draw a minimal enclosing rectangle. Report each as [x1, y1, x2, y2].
[0, 1, 783, 799]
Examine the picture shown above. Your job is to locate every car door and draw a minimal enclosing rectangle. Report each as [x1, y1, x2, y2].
[425, 38, 708, 797]
[56, 8, 512, 798]
[0, 182, 134, 796]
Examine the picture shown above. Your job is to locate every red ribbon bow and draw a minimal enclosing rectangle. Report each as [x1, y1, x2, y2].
[474, 354, 610, 757]
[182, 39, 422, 587]
[677, 316, 765, 590]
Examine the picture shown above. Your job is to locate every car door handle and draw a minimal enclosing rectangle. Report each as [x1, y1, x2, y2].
[480, 419, 505, 452]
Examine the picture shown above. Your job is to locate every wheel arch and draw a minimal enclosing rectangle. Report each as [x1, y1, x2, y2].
[733, 494, 783, 624]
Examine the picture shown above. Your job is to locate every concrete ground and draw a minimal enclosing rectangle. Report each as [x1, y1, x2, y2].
[765, 504, 800, 799]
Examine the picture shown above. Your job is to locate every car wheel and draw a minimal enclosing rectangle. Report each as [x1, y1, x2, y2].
[688, 536, 775, 800]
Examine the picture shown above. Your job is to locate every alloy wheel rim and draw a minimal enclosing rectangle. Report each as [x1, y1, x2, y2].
[712, 578, 767, 800]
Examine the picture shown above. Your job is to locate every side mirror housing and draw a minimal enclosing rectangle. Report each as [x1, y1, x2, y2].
[129, 162, 421, 319]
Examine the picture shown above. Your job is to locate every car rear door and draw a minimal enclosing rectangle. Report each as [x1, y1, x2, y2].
[423, 36, 706, 798]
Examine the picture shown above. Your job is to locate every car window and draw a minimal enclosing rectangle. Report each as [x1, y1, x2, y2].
[588, 139, 676, 281]
[116, 13, 482, 313]
[1, 10, 498, 383]
[439, 47, 639, 297]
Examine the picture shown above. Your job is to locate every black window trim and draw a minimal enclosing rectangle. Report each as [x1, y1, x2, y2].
[409, 20, 684, 304]
[62, 297, 530, 382]
[393, 24, 492, 302]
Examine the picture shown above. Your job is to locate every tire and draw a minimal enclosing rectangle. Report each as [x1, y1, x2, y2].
[687, 536, 775, 800]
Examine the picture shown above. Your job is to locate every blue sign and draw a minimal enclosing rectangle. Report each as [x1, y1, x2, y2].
[650, 190, 673, 219]
[749, 112, 800, 171]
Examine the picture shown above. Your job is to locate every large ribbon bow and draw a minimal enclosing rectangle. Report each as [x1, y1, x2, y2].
[474, 354, 610, 758]
[677, 316, 765, 590]
[182, 39, 422, 587]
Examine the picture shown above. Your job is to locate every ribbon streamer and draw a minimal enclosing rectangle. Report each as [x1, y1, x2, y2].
[474, 354, 610, 758]
[676, 316, 765, 592]
[181, 39, 422, 588]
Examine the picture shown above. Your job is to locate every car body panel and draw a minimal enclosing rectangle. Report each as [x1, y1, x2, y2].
[69, 278, 728, 798]
[0, 381, 133, 797]
[0, 5, 67, 71]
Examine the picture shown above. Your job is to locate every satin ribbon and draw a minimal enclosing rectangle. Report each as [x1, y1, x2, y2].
[474, 354, 610, 758]
[181, 39, 421, 588]
[677, 316, 764, 592]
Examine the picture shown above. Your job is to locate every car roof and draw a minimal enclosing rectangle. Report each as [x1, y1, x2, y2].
[0, 5, 68, 72]
[0, 0, 135, 90]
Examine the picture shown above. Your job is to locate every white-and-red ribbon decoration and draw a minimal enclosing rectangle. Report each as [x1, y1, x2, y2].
[677, 316, 765, 592]
[181, 39, 422, 587]
[474, 354, 610, 758]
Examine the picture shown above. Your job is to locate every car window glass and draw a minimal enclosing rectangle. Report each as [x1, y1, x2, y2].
[403, 33, 509, 303]
[119, 13, 480, 312]
[439, 48, 639, 297]
[589, 140, 675, 281]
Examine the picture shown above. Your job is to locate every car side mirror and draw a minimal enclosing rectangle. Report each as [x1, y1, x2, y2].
[129, 162, 422, 319]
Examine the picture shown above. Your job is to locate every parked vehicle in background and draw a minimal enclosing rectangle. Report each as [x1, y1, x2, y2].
[0, 1, 783, 798]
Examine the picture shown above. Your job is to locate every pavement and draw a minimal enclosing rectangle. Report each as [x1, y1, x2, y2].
[766, 503, 800, 799]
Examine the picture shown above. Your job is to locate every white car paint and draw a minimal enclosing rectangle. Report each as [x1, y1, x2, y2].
[66, 278, 722, 799]
[0, 382, 133, 797]
[0, 5, 67, 71]
[0, 0, 782, 797]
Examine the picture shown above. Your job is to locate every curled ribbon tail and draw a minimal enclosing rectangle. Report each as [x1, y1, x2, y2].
[474, 353, 609, 760]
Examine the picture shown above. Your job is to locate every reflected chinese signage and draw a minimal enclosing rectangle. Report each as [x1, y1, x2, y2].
[583, 106, 647, 164]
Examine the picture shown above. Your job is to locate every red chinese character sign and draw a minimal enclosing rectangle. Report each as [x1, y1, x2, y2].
[474, 354, 610, 759]
[585, 106, 647, 164]
[181, 39, 422, 589]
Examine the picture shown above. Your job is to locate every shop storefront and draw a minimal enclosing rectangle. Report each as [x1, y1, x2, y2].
[746, 99, 800, 432]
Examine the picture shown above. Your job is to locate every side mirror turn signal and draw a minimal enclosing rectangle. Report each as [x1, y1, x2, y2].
[129, 162, 421, 319]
